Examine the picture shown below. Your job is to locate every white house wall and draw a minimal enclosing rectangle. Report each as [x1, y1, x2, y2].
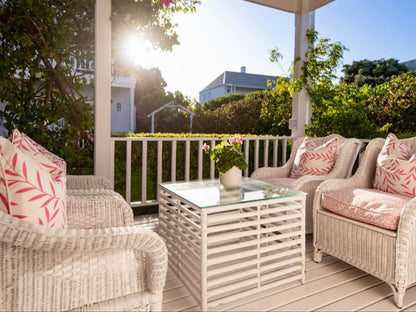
[84, 84, 135, 134]
[111, 87, 135, 133]
[199, 86, 263, 104]
[199, 86, 227, 104]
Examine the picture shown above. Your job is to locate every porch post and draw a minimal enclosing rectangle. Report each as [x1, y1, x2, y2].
[289, 2, 315, 137]
[94, 0, 112, 180]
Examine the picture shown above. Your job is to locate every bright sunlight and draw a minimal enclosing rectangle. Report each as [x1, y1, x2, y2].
[122, 34, 157, 68]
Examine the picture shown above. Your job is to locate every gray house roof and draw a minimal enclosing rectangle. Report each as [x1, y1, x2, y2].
[200, 70, 277, 92]
[403, 59, 416, 71]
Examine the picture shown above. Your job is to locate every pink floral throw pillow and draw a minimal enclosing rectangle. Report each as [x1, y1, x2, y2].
[10, 129, 67, 174]
[290, 137, 340, 179]
[0, 137, 67, 228]
[373, 133, 416, 197]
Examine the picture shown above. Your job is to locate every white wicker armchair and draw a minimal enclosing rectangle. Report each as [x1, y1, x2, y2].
[66, 174, 113, 190]
[251, 134, 363, 233]
[0, 189, 168, 311]
[313, 137, 416, 308]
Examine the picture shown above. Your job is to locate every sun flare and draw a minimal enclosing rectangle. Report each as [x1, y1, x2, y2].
[122, 34, 156, 68]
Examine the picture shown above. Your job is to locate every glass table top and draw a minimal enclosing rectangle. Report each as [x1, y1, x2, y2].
[159, 178, 305, 208]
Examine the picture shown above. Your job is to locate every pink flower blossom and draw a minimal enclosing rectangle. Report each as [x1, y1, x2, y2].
[202, 143, 210, 152]
[160, 0, 173, 7]
[228, 135, 243, 145]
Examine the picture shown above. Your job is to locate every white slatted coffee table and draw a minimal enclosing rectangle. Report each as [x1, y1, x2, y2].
[158, 178, 306, 311]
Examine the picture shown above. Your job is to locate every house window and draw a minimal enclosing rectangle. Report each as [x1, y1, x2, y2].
[117, 102, 122, 112]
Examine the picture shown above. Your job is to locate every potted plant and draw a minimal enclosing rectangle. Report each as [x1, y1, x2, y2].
[203, 135, 248, 187]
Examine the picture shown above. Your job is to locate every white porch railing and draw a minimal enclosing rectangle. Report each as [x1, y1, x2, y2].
[110, 135, 295, 209]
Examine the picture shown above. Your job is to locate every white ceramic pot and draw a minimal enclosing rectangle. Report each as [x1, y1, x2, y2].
[219, 166, 242, 187]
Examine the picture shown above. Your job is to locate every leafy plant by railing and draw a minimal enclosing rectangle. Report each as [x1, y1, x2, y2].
[112, 133, 292, 211]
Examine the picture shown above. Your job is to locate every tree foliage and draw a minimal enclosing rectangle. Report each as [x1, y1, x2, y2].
[260, 77, 292, 136]
[367, 71, 416, 135]
[342, 58, 408, 87]
[193, 91, 267, 134]
[0, 0, 199, 173]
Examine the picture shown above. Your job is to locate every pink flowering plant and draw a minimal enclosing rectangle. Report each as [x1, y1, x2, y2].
[203, 136, 248, 174]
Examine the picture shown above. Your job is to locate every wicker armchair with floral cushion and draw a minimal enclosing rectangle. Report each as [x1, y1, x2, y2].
[313, 134, 416, 308]
[251, 134, 363, 233]
[0, 208, 168, 311]
[0, 131, 168, 311]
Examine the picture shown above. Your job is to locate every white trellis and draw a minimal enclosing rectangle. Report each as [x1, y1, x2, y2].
[147, 101, 195, 133]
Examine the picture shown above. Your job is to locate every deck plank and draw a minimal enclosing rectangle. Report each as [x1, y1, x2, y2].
[360, 284, 416, 311]
[274, 275, 383, 311]
[161, 235, 414, 311]
[318, 283, 392, 311]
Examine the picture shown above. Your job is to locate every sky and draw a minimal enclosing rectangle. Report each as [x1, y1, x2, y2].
[129, 0, 416, 101]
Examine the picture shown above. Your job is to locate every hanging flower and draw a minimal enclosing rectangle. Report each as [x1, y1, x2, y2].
[160, 0, 173, 7]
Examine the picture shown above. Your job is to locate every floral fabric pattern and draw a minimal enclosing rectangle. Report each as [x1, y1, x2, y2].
[321, 188, 409, 230]
[10, 129, 67, 174]
[290, 137, 340, 179]
[373, 133, 416, 197]
[0, 137, 66, 228]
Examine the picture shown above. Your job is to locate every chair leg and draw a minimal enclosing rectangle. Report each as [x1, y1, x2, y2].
[390, 284, 405, 308]
[313, 247, 323, 263]
[151, 297, 163, 311]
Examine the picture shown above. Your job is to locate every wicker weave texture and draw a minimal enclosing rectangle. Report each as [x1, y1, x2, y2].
[67, 192, 134, 229]
[0, 189, 167, 311]
[66, 175, 113, 190]
[313, 137, 416, 308]
[251, 134, 363, 233]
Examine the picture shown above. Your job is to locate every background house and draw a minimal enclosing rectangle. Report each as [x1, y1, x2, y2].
[82, 75, 136, 134]
[199, 66, 276, 104]
[403, 59, 416, 71]
[0, 61, 136, 136]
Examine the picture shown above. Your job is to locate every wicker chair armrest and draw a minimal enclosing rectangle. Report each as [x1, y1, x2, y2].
[66, 193, 134, 228]
[396, 198, 416, 289]
[250, 164, 292, 179]
[0, 211, 167, 295]
[66, 175, 113, 190]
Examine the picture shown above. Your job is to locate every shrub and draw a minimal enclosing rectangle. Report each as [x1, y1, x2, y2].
[367, 71, 416, 136]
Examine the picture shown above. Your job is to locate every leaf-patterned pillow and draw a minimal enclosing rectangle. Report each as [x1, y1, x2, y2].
[373, 133, 416, 197]
[0, 137, 67, 228]
[10, 129, 67, 174]
[290, 137, 340, 179]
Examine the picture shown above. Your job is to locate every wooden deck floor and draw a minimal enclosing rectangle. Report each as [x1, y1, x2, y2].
[162, 236, 416, 311]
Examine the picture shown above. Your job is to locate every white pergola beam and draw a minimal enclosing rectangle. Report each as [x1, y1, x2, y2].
[289, 9, 315, 137]
[244, 0, 333, 14]
[94, 0, 112, 181]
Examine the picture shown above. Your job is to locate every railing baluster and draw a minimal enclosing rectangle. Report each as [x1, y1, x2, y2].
[254, 139, 259, 171]
[126, 139, 132, 204]
[210, 139, 216, 179]
[264, 138, 269, 167]
[198, 140, 203, 180]
[273, 138, 278, 167]
[244, 138, 249, 177]
[171, 140, 177, 182]
[157, 140, 163, 184]
[282, 138, 288, 164]
[110, 139, 115, 186]
[141, 140, 147, 204]
[185, 140, 190, 181]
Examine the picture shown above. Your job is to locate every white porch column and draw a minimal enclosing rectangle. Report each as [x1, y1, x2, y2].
[289, 2, 315, 137]
[94, 0, 112, 181]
